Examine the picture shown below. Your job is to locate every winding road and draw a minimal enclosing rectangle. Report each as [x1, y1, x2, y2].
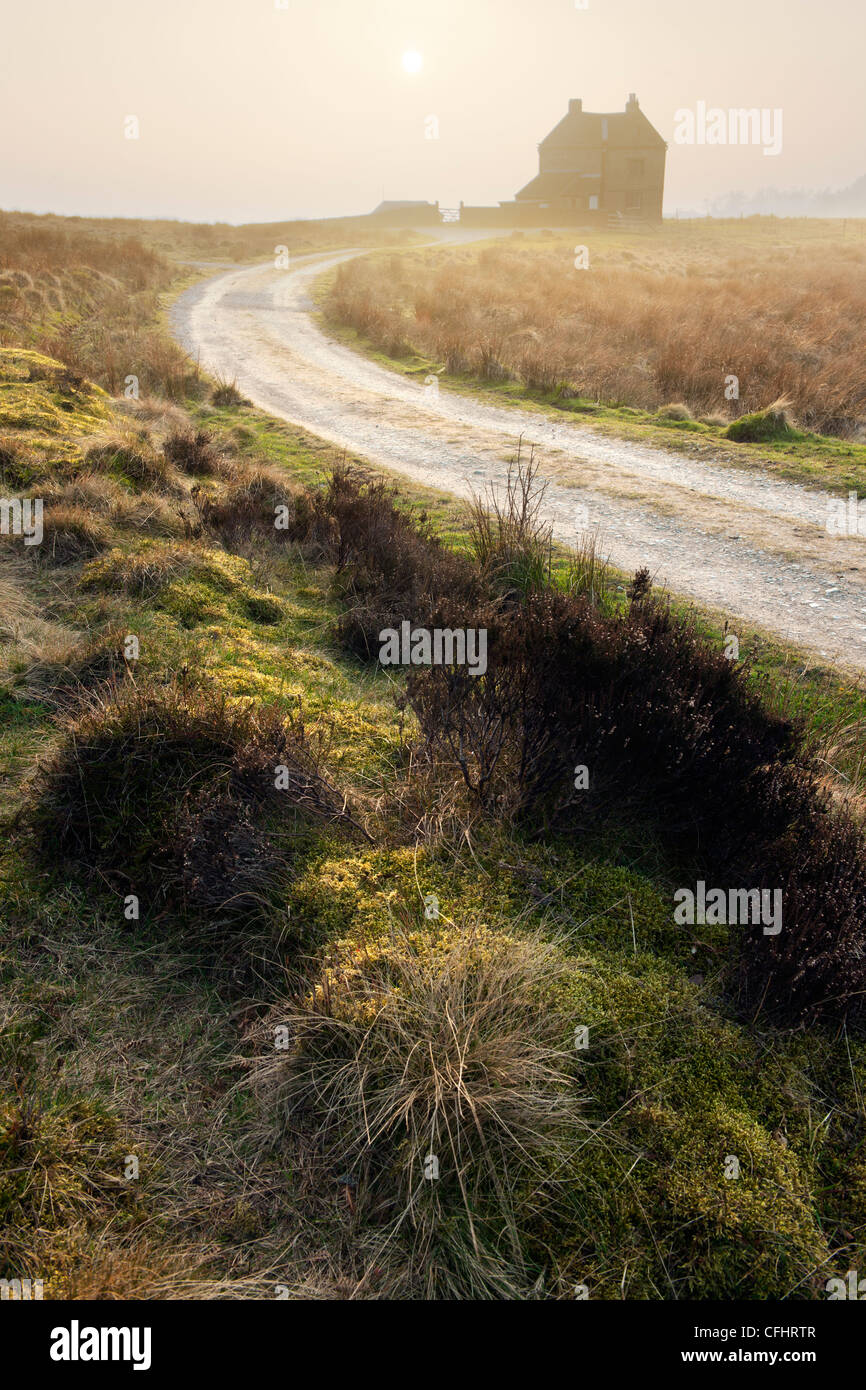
[171, 241, 866, 671]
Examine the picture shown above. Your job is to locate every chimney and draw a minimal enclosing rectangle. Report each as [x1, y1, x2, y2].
[569, 98, 583, 114]
[626, 93, 639, 112]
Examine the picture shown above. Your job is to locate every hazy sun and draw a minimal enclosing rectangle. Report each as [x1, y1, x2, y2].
[401, 50, 423, 75]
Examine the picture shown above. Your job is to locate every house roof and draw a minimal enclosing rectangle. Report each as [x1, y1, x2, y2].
[515, 171, 601, 201]
[540, 103, 666, 151]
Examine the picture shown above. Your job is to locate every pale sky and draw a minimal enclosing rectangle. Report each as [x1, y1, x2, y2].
[2, 0, 864, 222]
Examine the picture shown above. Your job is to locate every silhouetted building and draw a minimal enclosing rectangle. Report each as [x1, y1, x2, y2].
[514, 95, 666, 221]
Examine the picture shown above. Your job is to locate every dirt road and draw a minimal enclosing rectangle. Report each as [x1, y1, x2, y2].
[171, 246, 866, 670]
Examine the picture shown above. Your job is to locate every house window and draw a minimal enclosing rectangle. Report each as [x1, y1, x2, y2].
[628, 158, 645, 178]
[589, 195, 599, 210]
[625, 190, 642, 211]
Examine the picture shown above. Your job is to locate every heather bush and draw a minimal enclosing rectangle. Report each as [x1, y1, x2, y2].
[27, 678, 361, 917]
[733, 773, 866, 1022]
[192, 467, 294, 548]
[408, 585, 798, 837]
[303, 466, 482, 660]
[406, 582, 866, 1022]
[164, 428, 222, 476]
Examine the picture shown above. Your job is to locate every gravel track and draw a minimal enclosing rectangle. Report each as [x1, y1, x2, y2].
[171, 244, 866, 670]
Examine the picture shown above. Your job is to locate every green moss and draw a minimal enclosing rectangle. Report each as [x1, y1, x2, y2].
[154, 551, 257, 627]
[0, 348, 111, 435]
[522, 955, 833, 1296]
[243, 594, 284, 625]
[725, 407, 802, 444]
[0, 1086, 144, 1292]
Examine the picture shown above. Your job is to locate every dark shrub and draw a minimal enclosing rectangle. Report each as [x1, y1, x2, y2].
[733, 776, 866, 1023]
[308, 467, 482, 660]
[28, 679, 362, 916]
[408, 584, 866, 1021]
[408, 581, 866, 1022]
[177, 785, 282, 921]
[408, 584, 797, 839]
[192, 469, 294, 548]
[164, 429, 221, 476]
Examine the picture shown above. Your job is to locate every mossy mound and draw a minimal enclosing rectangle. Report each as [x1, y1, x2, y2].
[80, 542, 199, 598]
[724, 403, 801, 444]
[81, 544, 288, 636]
[27, 678, 359, 920]
[274, 842, 858, 1298]
[0, 1087, 143, 1293]
[0, 349, 111, 436]
[547, 955, 832, 1298]
[85, 433, 178, 494]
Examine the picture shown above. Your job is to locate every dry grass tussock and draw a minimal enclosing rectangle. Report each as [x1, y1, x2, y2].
[0, 563, 82, 673]
[246, 923, 585, 1298]
[26, 676, 367, 907]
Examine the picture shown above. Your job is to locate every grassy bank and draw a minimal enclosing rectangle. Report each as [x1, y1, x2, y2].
[1, 348, 865, 1298]
[1, 217, 865, 1300]
[0, 208, 415, 403]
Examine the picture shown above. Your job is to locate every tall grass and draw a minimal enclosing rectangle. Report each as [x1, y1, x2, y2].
[0, 213, 201, 399]
[326, 224, 866, 437]
[465, 447, 554, 595]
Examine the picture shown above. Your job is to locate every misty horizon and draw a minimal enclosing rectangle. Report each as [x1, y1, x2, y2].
[3, 0, 865, 224]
